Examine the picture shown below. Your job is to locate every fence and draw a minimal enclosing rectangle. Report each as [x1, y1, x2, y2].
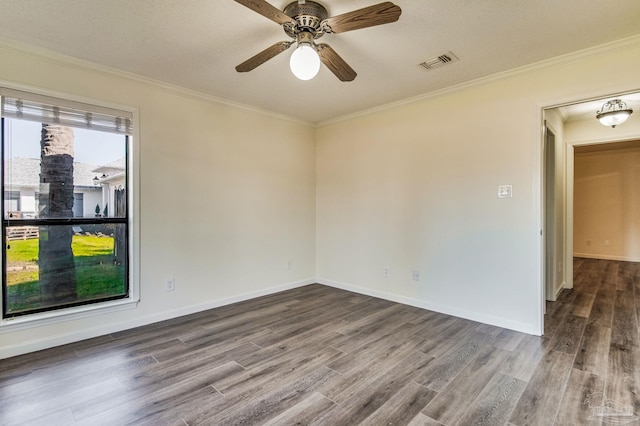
[6, 226, 39, 241]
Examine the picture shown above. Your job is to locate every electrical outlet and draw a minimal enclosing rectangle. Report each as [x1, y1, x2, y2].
[383, 266, 390, 277]
[412, 270, 420, 281]
[165, 277, 175, 292]
[604, 240, 610, 246]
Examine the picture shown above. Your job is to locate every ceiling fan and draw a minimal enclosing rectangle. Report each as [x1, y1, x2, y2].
[234, 0, 402, 81]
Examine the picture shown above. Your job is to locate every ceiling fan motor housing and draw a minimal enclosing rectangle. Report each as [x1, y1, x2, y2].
[283, 1, 328, 38]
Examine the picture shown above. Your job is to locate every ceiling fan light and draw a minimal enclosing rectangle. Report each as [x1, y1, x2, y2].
[290, 44, 320, 80]
[596, 99, 633, 128]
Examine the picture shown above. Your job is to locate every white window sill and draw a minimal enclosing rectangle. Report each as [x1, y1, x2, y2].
[0, 297, 139, 333]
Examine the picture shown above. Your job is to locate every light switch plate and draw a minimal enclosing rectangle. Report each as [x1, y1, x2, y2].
[498, 184, 513, 198]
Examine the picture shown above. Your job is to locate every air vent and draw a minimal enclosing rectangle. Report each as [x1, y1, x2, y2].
[419, 52, 459, 70]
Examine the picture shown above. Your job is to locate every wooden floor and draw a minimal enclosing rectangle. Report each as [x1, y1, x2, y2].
[1, 258, 639, 425]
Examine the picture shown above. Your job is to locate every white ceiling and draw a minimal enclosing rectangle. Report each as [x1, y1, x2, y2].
[0, 0, 639, 124]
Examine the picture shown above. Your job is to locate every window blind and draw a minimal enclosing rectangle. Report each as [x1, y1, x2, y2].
[0, 88, 132, 135]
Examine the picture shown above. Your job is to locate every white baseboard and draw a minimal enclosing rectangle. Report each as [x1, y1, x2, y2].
[0, 278, 315, 360]
[317, 278, 541, 336]
[574, 253, 640, 262]
[2, 275, 546, 359]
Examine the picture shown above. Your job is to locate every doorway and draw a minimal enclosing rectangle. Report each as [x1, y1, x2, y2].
[542, 91, 640, 315]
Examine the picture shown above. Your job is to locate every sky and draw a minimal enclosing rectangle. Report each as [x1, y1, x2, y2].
[4, 118, 125, 167]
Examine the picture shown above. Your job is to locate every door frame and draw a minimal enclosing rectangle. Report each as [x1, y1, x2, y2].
[543, 123, 558, 301]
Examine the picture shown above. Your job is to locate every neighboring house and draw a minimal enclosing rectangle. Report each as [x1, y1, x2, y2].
[92, 158, 126, 217]
[3, 157, 123, 218]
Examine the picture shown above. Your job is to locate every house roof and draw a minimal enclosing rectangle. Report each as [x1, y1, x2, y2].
[4, 157, 101, 188]
[0, 1, 638, 124]
[92, 158, 125, 173]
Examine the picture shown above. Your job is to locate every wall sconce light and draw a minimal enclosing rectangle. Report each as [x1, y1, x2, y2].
[596, 99, 633, 128]
[93, 174, 108, 186]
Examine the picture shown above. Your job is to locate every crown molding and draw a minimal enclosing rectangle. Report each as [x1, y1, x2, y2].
[2, 34, 639, 130]
[316, 34, 640, 128]
[0, 39, 313, 127]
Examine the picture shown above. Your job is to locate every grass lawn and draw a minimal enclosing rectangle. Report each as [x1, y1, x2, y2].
[6, 238, 38, 264]
[6, 235, 126, 313]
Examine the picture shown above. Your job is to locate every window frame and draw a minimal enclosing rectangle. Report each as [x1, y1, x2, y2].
[0, 82, 139, 330]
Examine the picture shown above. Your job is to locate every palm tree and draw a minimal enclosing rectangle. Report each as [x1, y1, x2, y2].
[38, 124, 77, 305]
[114, 188, 126, 264]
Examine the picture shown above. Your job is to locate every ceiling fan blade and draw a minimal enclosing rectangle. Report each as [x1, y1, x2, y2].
[321, 2, 401, 34]
[236, 41, 292, 72]
[234, 0, 295, 25]
[317, 44, 357, 82]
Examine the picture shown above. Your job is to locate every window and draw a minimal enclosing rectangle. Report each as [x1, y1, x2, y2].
[1, 88, 133, 319]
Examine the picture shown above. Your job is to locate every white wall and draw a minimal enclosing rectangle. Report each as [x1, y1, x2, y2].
[2, 37, 640, 357]
[0, 43, 316, 358]
[19, 188, 36, 216]
[315, 39, 640, 335]
[83, 190, 102, 218]
[566, 112, 640, 145]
